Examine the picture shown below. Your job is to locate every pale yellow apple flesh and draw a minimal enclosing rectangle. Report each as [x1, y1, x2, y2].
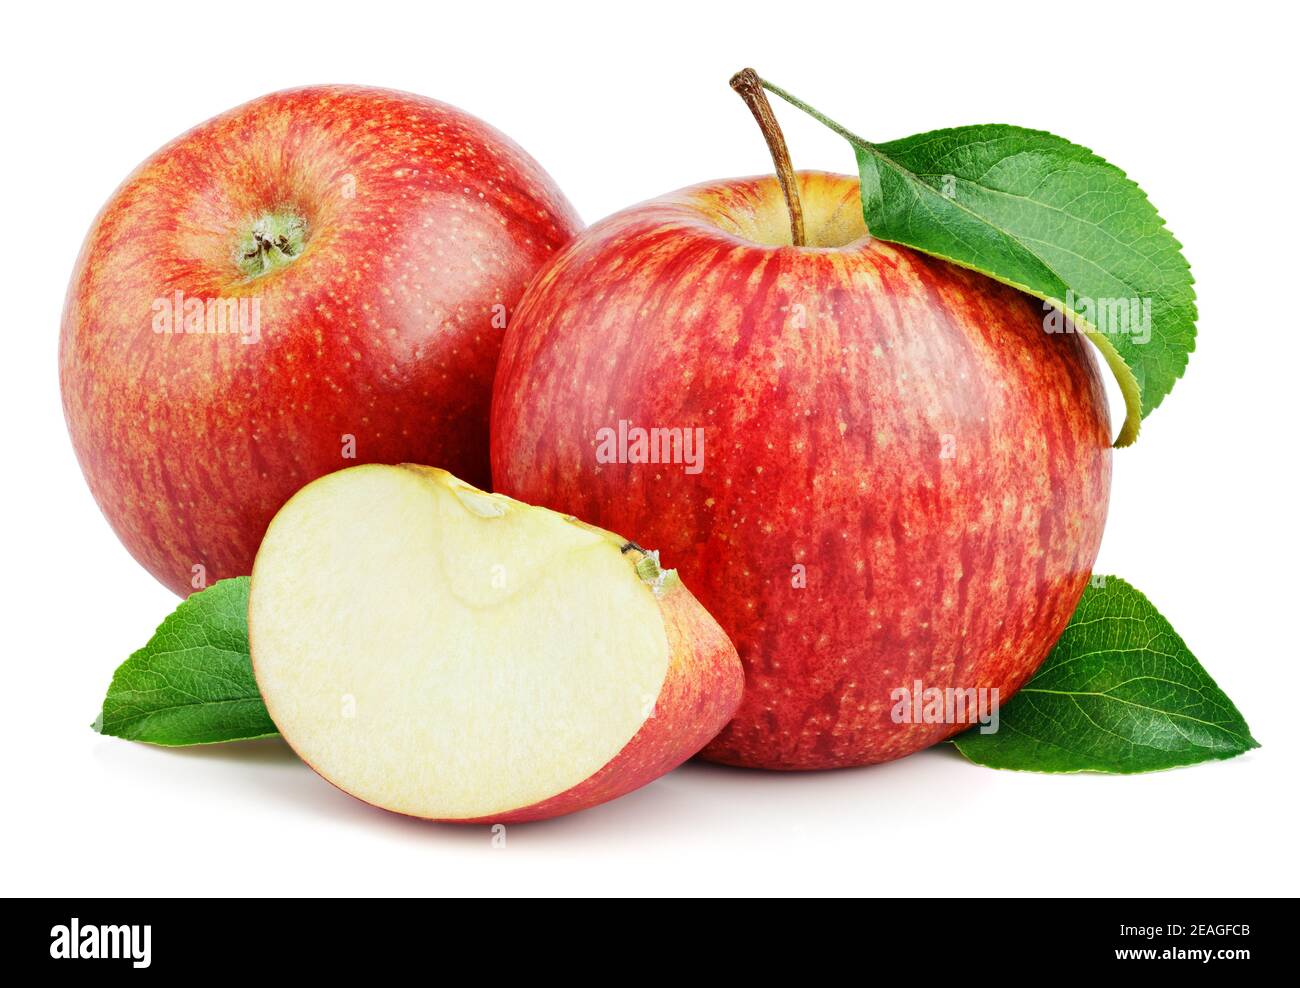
[249, 464, 741, 822]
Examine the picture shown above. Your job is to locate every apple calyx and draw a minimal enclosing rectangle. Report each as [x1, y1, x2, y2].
[235, 209, 308, 279]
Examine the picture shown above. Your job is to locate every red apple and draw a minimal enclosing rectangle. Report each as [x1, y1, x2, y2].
[491, 171, 1112, 770]
[61, 85, 580, 597]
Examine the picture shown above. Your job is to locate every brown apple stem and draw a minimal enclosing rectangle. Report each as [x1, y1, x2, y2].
[730, 67, 805, 247]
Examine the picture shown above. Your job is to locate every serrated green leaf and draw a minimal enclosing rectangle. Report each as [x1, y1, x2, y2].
[94, 577, 277, 746]
[952, 577, 1258, 773]
[761, 80, 1197, 447]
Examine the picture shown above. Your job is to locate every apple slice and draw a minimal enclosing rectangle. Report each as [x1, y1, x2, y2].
[249, 464, 743, 823]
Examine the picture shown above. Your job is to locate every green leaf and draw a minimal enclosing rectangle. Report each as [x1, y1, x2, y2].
[952, 577, 1258, 773]
[761, 79, 1197, 447]
[93, 577, 277, 746]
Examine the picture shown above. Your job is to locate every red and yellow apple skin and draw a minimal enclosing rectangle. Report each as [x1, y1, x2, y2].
[61, 85, 580, 598]
[491, 171, 1112, 770]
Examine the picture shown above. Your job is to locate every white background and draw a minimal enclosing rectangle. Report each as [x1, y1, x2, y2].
[4, 1, 1296, 897]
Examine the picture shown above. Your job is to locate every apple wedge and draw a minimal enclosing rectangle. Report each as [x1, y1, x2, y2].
[248, 464, 743, 823]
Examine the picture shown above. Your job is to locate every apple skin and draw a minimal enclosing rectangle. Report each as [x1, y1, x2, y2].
[490, 171, 1112, 770]
[60, 85, 580, 598]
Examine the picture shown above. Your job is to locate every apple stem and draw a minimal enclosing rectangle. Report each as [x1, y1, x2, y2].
[730, 68, 806, 248]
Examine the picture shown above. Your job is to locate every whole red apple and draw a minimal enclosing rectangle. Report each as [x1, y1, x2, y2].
[61, 85, 580, 597]
[491, 171, 1112, 770]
